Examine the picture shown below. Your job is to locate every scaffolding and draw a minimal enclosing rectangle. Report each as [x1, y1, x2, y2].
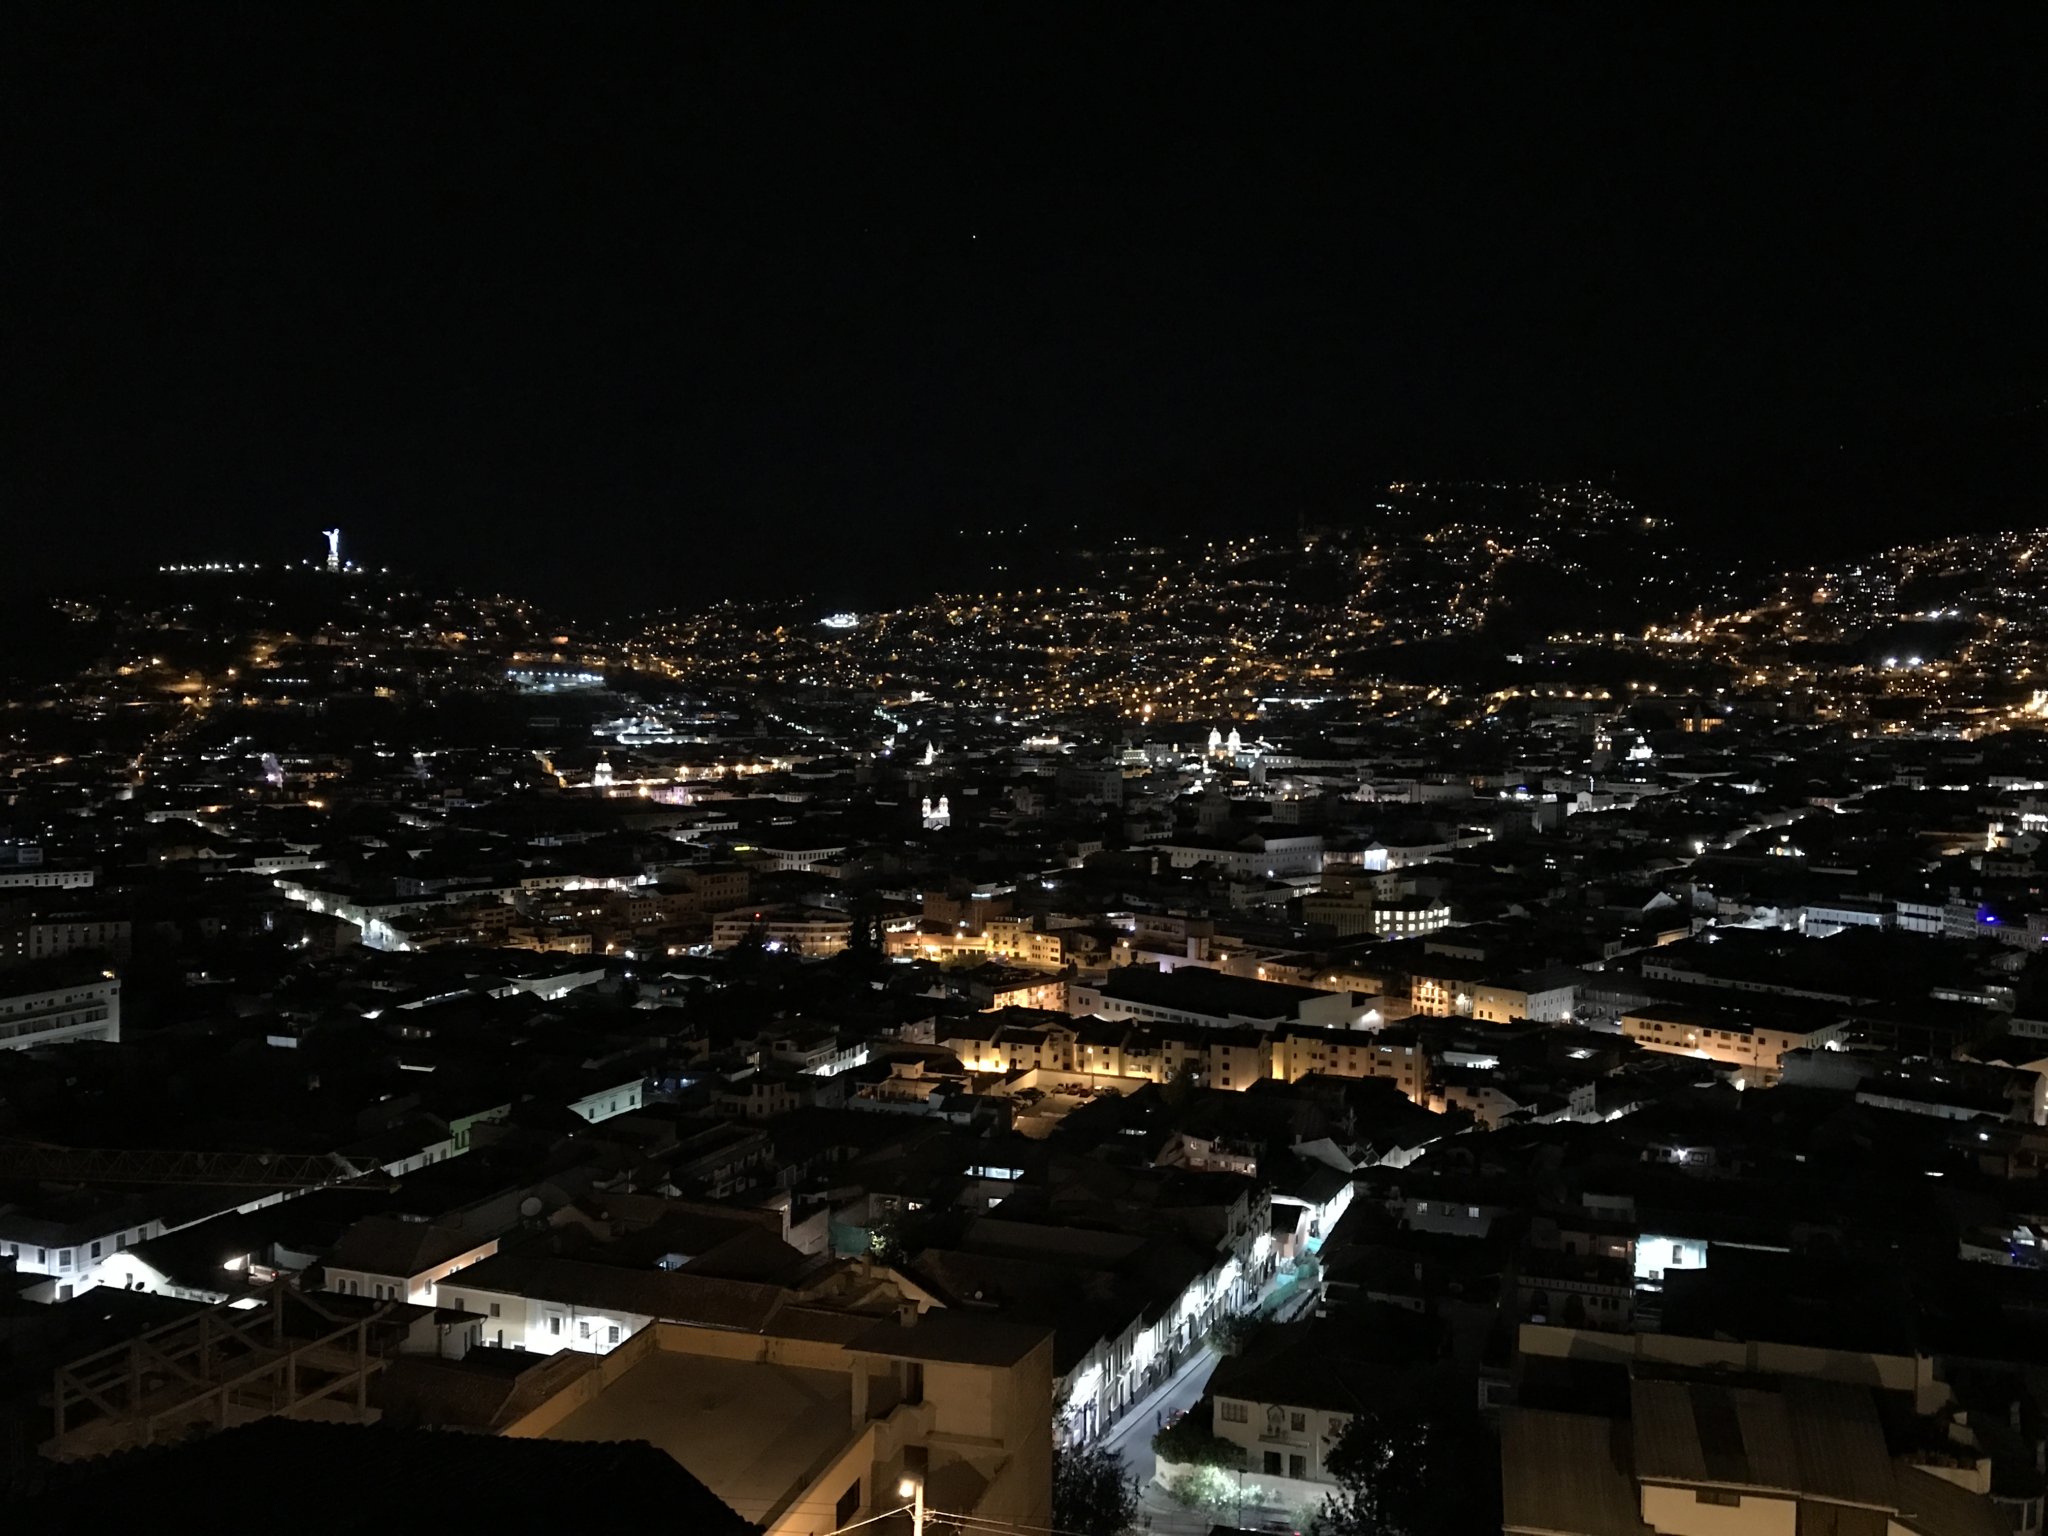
[46, 1281, 396, 1459]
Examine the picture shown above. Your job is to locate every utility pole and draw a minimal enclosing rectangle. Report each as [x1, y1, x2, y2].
[898, 1476, 924, 1536]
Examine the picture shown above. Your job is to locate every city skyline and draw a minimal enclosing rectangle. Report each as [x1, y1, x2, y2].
[7, 10, 2046, 612]
[5, 12, 2048, 1532]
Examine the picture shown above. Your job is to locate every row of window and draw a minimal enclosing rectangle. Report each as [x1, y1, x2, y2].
[435, 1293, 622, 1347]
[0, 985, 114, 1015]
[3, 1231, 139, 1268]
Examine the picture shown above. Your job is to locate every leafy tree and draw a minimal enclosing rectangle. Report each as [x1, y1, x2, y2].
[1162, 1464, 1236, 1516]
[1318, 1400, 1500, 1536]
[1052, 1441, 1140, 1536]
[1152, 1408, 1246, 1471]
[1207, 1312, 1266, 1356]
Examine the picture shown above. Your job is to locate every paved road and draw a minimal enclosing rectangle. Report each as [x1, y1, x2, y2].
[1102, 1342, 1218, 1485]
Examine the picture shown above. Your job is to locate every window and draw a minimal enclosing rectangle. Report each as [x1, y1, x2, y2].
[1221, 1400, 1248, 1423]
[59, 1250, 73, 1269]
[547, 1315, 563, 1336]
[579, 1321, 592, 1340]
[1695, 1490, 1740, 1507]
[1289, 1454, 1308, 1479]
[490, 1302, 502, 1317]
[91, 1240, 103, 1260]
[608, 1324, 621, 1345]
[1290, 1411, 1306, 1432]
[1263, 1452, 1283, 1476]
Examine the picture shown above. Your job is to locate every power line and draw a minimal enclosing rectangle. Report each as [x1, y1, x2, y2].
[925, 1508, 1101, 1536]
[816, 1502, 916, 1536]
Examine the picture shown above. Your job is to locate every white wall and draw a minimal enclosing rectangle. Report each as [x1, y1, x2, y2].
[568, 1080, 645, 1123]
[436, 1282, 650, 1355]
[324, 1237, 497, 1305]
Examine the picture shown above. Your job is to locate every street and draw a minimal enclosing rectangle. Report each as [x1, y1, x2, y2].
[1101, 1341, 1218, 1486]
[1104, 1265, 1326, 1535]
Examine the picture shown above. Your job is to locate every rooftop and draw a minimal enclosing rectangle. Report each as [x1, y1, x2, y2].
[540, 1346, 853, 1527]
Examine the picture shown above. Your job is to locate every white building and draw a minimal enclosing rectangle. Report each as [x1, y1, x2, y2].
[566, 1075, 647, 1124]
[0, 867, 95, 892]
[320, 1216, 499, 1306]
[0, 1198, 167, 1295]
[710, 905, 853, 957]
[1157, 834, 1326, 879]
[0, 966, 120, 1051]
[439, 1253, 792, 1355]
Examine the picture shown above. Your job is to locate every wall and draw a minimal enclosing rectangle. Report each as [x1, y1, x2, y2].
[499, 1326, 659, 1439]
[325, 1237, 498, 1307]
[1639, 1484, 1796, 1536]
[0, 975, 120, 1049]
[568, 1080, 645, 1123]
[435, 1283, 598, 1354]
[969, 1332, 1056, 1534]
[3, 1215, 166, 1287]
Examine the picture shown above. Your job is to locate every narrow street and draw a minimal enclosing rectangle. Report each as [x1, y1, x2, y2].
[1101, 1341, 1217, 1485]
[1106, 1263, 1326, 1535]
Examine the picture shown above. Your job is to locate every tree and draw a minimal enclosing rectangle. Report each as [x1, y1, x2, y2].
[1162, 1464, 1236, 1516]
[1053, 1441, 1140, 1536]
[1318, 1400, 1500, 1536]
[1152, 1408, 1246, 1471]
[1207, 1312, 1266, 1357]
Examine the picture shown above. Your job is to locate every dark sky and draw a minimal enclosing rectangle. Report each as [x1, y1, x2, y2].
[6, 7, 2045, 614]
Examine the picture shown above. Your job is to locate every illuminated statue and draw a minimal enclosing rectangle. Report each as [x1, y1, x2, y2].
[323, 528, 341, 572]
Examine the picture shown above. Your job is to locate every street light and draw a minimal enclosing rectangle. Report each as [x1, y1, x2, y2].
[898, 1477, 925, 1536]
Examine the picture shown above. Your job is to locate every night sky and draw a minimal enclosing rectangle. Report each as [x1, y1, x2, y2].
[6, 8, 2045, 614]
